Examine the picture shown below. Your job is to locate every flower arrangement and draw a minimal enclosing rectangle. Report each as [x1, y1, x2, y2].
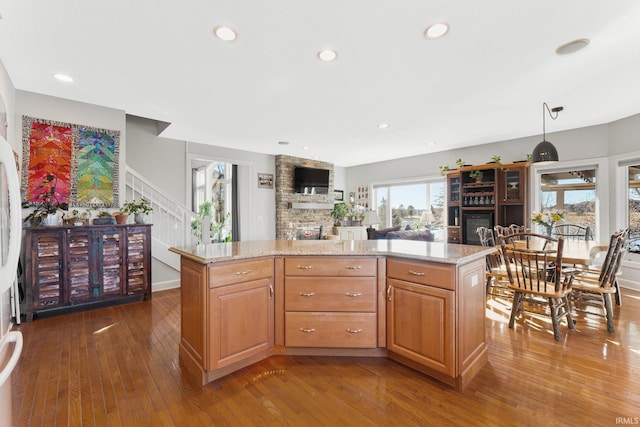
[530, 210, 565, 236]
[23, 174, 69, 225]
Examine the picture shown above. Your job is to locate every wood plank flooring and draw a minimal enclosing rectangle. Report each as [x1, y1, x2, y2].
[10, 288, 640, 426]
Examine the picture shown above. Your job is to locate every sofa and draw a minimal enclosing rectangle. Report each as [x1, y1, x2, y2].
[373, 225, 434, 242]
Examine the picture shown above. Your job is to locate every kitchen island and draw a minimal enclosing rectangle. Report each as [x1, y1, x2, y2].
[169, 239, 494, 389]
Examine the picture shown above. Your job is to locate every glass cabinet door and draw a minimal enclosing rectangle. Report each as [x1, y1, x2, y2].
[502, 167, 525, 204]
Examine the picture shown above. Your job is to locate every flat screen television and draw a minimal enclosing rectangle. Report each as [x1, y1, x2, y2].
[294, 166, 330, 194]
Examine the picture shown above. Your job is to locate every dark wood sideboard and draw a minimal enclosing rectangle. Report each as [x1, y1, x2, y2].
[22, 224, 152, 321]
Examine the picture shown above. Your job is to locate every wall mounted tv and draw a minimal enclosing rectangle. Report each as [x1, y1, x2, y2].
[294, 166, 330, 194]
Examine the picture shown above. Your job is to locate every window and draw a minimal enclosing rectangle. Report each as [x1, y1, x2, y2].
[540, 168, 597, 233]
[628, 164, 640, 254]
[191, 160, 235, 242]
[373, 179, 445, 241]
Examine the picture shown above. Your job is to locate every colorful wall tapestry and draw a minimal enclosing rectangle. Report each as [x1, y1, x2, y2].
[22, 116, 120, 208]
[75, 127, 119, 206]
[22, 118, 73, 204]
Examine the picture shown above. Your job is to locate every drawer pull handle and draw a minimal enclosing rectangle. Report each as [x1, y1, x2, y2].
[297, 265, 313, 270]
[345, 265, 361, 270]
[299, 292, 316, 297]
[235, 270, 253, 275]
[387, 286, 393, 301]
[269, 284, 274, 298]
[408, 270, 425, 276]
[345, 292, 362, 297]
[346, 328, 363, 334]
[299, 328, 315, 333]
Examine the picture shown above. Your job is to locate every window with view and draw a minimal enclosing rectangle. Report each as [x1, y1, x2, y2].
[540, 169, 596, 235]
[191, 160, 234, 242]
[373, 180, 445, 242]
[628, 164, 640, 254]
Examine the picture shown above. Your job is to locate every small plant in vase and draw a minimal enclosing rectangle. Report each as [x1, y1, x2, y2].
[331, 202, 351, 226]
[64, 209, 85, 226]
[122, 198, 153, 224]
[469, 170, 483, 183]
[456, 158, 465, 168]
[438, 165, 450, 176]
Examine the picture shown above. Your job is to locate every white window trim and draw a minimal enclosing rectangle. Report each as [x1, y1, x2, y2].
[612, 150, 640, 268]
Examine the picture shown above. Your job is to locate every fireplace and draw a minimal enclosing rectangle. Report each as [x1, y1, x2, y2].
[296, 226, 323, 240]
[463, 212, 493, 245]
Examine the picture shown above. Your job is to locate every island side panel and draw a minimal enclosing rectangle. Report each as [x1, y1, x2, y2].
[456, 257, 488, 388]
[179, 257, 209, 384]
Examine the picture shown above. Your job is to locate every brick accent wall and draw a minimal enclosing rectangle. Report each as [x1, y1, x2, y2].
[275, 155, 334, 240]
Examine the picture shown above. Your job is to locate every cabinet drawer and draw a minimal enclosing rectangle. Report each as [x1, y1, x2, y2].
[284, 257, 376, 277]
[285, 312, 377, 348]
[285, 277, 376, 312]
[387, 258, 454, 290]
[208, 258, 273, 288]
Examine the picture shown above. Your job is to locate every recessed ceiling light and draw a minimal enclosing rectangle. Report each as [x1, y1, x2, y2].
[278, 141, 289, 145]
[53, 73, 73, 83]
[214, 26, 237, 41]
[424, 23, 449, 39]
[317, 49, 337, 62]
[427, 141, 436, 146]
[378, 123, 390, 129]
[555, 38, 589, 55]
[303, 146, 310, 150]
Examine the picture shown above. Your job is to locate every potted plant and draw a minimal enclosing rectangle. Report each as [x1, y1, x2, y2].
[331, 202, 351, 226]
[469, 170, 483, 183]
[456, 158, 464, 168]
[64, 209, 85, 226]
[23, 174, 69, 226]
[122, 197, 153, 224]
[438, 165, 450, 176]
[113, 209, 129, 224]
[490, 155, 501, 164]
[93, 210, 115, 225]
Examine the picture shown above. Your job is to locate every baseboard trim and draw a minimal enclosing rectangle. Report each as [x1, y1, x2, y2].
[152, 280, 180, 292]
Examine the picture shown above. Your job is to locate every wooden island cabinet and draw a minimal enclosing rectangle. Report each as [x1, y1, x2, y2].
[171, 240, 491, 389]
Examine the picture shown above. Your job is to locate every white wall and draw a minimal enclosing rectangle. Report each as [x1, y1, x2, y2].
[0, 60, 16, 339]
[126, 116, 277, 241]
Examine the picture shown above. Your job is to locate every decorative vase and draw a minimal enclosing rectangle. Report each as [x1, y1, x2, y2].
[134, 213, 146, 224]
[42, 213, 61, 226]
[115, 214, 128, 224]
[543, 224, 553, 237]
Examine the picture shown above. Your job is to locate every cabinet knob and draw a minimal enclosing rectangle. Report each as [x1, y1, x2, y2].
[299, 328, 315, 333]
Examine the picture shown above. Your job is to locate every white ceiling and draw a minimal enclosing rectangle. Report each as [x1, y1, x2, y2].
[2, 1, 640, 167]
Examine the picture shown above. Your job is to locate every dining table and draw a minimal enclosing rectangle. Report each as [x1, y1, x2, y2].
[511, 238, 606, 266]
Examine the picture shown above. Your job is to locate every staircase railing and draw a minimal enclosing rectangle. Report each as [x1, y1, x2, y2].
[125, 167, 198, 251]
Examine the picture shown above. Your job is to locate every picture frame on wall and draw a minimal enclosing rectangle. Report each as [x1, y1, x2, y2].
[258, 173, 273, 189]
[334, 190, 344, 201]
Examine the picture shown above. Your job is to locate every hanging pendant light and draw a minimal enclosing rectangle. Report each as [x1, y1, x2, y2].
[531, 103, 563, 163]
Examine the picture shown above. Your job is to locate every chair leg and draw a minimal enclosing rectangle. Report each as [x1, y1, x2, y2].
[509, 292, 523, 329]
[562, 296, 575, 330]
[548, 298, 562, 341]
[614, 280, 622, 306]
[603, 293, 615, 333]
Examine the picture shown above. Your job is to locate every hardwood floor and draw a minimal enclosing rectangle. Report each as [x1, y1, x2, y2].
[10, 288, 640, 426]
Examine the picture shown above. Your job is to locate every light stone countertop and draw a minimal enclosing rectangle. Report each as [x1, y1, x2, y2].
[169, 239, 495, 266]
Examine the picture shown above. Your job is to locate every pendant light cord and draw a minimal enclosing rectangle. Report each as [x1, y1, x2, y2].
[542, 102, 563, 140]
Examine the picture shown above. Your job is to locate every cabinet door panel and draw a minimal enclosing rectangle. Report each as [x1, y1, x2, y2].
[209, 278, 274, 369]
[29, 230, 64, 309]
[126, 226, 151, 296]
[67, 230, 91, 303]
[387, 278, 454, 376]
[98, 229, 123, 296]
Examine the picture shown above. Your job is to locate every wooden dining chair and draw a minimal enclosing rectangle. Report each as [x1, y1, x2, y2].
[494, 224, 526, 244]
[477, 227, 510, 296]
[500, 234, 576, 341]
[552, 223, 592, 241]
[571, 229, 628, 332]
